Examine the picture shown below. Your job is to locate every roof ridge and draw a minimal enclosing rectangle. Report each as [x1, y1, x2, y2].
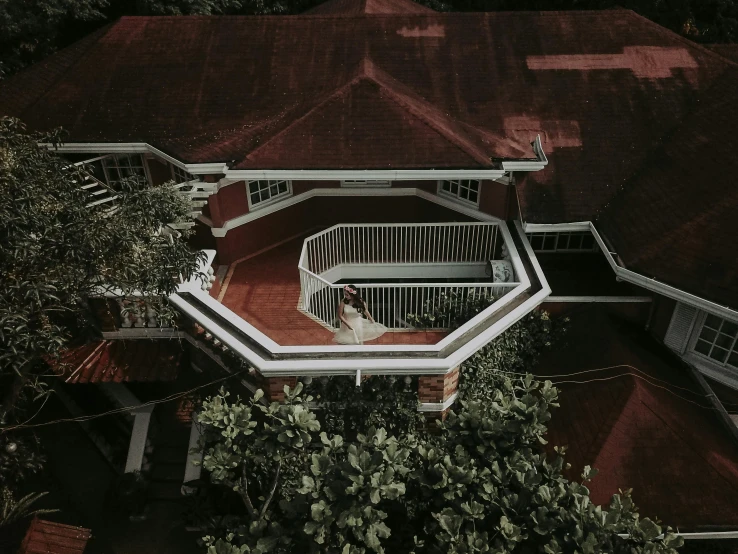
[622, 10, 738, 69]
[362, 60, 494, 166]
[236, 61, 372, 164]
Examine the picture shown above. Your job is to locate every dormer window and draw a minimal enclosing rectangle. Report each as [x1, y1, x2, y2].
[102, 154, 149, 187]
[172, 164, 197, 184]
[438, 180, 480, 205]
[247, 180, 292, 209]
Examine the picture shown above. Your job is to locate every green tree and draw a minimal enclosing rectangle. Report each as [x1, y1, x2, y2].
[195, 379, 682, 554]
[0, 117, 204, 423]
[0, 0, 108, 78]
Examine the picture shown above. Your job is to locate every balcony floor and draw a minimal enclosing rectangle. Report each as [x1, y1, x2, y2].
[219, 234, 448, 346]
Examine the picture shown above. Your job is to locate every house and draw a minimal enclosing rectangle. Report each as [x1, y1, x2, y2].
[1, 0, 737, 533]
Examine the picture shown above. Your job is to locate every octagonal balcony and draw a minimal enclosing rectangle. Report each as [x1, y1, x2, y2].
[169, 219, 550, 377]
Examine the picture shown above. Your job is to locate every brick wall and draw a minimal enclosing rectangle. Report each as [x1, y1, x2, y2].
[418, 366, 459, 404]
[264, 376, 298, 402]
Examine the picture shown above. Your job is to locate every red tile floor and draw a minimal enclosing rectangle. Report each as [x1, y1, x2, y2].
[218, 235, 447, 346]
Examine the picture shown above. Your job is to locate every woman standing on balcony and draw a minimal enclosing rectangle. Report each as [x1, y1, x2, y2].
[334, 284, 387, 345]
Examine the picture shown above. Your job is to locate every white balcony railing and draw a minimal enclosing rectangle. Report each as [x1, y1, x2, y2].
[298, 223, 519, 330]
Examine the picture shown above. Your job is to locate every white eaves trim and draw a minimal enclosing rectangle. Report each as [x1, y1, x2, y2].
[584, 222, 738, 321]
[43, 140, 550, 179]
[500, 135, 548, 171]
[224, 169, 509, 180]
[211, 187, 499, 237]
[42, 142, 519, 178]
[523, 222, 592, 233]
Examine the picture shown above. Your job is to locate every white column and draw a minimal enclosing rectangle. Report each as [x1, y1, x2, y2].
[182, 413, 204, 494]
[124, 406, 154, 473]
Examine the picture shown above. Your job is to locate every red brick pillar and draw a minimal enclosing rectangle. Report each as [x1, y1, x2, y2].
[264, 376, 298, 402]
[417, 367, 460, 422]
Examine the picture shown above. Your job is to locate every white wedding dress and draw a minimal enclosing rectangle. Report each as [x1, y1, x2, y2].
[333, 303, 388, 345]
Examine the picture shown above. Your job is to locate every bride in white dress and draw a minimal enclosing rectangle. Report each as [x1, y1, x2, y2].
[334, 284, 388, 345]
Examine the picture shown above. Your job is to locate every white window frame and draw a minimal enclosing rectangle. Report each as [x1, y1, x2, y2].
[246, 180, 292, 210]
[526, 231, 598, 253]
[341, 180, 391, 188]
[102, 154, 150, 187]
[688, 311, 738, 371]
[171, 164, 197, 185]
[437, 180, 481, 206]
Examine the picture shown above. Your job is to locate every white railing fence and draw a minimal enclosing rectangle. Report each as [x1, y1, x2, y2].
[298, 223, 518, 330]
[305, 222, 501, 275]
[301, 278, 518, 330]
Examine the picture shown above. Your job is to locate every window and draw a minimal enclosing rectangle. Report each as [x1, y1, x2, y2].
[341, 180, 390, 187]
[102, 154, 148, 187]
[247, 180, 291, 208]
[526, 231, 597, 252]
[439, 180, 480, 205]
[693, 314, 738, 369]
[171, 164, 197, 184]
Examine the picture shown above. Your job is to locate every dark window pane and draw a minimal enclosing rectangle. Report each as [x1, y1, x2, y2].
[695, 340, 711, 356]
[728, 351, 738, 369]
[711, 347, 728, 363]
[722, 321, 738, 336]
[716, 333, 734, 349]
[249, 182, 259, 193]
[251, 193, 260, 205]
[705, 314, 722, 329]
[543, 235, 556, 250]
[468, 191, 478, 203]
[581, 235, 595, 249]
[699, 327, 717, 343]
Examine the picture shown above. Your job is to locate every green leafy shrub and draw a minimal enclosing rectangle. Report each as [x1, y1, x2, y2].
[306, 376, 424, 439]
[461, 310, 569, 401]
[405, 290, 496, 330]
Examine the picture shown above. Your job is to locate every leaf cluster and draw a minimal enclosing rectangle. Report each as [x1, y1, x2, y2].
[195, 376, 682, 554]
[0, 116, 203, 423]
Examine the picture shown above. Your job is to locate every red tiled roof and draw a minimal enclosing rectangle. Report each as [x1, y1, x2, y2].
[305, 0, 435, 15]
[20, 518, 91, 554]
[596, 67, 738, 309]
[52, 339, 183, 383]
[539, 306, 738, 529]
[0, 8, 731, 221]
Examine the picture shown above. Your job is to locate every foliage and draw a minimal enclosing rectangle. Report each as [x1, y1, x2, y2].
[0, 433, 45, 489]
[0, 487, 56, 527]
[0, 117, 204, 423]
[138, 0, 303, 15]
[409, 383, 683, 554]
[406, 290, 496, 330]
[306, 376, 424, 439]
[195, 380, 682, 554]
[0, 0, 107, 78]
[461, 310, 569, 401]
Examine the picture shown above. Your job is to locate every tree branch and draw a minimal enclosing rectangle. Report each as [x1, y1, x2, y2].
[259, 462, 281, 521]
[238, 462, 258, 518]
